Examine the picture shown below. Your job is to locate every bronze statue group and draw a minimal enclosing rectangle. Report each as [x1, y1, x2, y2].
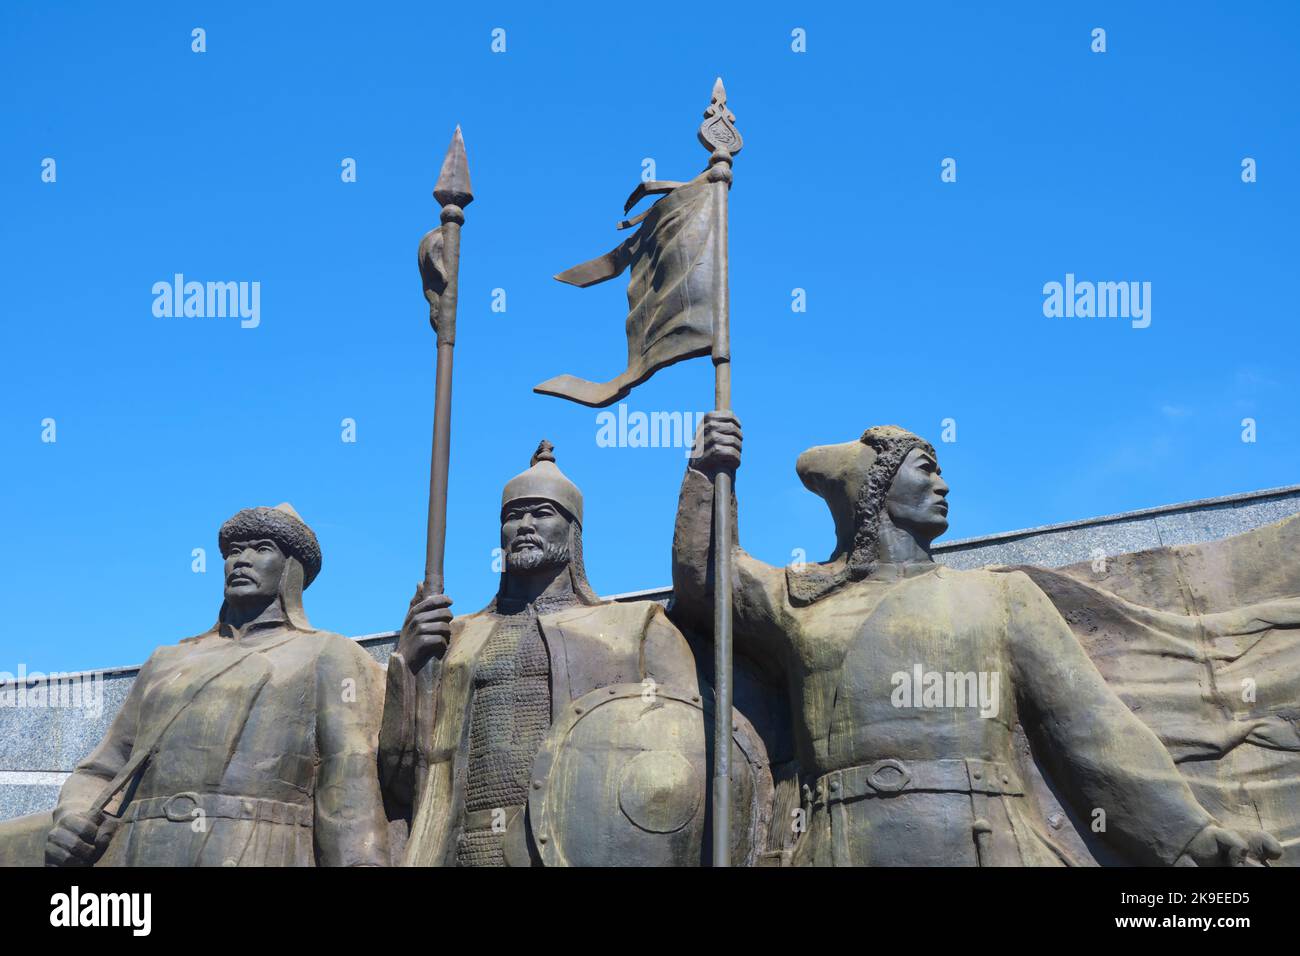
[23, 417, 1291, 867]
[10, 83, 1299, 868]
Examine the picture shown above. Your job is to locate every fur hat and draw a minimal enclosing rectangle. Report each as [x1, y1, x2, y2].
[218, 503, 322, 588]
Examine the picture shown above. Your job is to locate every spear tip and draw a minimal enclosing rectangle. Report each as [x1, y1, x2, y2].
[434, 126, 474, 208]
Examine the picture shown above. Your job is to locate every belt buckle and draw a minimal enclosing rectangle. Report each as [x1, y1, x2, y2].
[866, 759, 911, 794]
[162, 791, 201, 822]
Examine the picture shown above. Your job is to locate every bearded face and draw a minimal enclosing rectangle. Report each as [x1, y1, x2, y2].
[501, 498, 572, 575]
[506, 541, 571, 573]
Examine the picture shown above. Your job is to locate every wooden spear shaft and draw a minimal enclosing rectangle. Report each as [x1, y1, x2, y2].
[423, 127, 473, 596]
[424, 215, 460, 596]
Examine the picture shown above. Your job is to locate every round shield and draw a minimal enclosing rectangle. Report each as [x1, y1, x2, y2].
[527, 683, 772, 867]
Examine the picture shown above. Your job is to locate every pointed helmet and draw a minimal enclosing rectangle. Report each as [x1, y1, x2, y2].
[501, 440, 583, 526]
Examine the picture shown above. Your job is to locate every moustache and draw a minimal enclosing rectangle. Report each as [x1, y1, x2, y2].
[511, 534, 546, 551]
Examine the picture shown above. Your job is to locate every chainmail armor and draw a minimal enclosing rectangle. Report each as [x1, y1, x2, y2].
[455, 591, 575, 867]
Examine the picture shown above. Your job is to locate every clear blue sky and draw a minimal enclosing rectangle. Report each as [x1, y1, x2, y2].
[3, 2, 1296, 671]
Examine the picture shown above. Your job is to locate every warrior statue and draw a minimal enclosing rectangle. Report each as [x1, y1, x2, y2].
[382, 442, 771, 866]
[673, 412, 1282, 867]
[43, 504, 390, 867]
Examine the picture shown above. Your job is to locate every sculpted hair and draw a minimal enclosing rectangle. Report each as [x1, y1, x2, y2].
[846, 426, 936, 580]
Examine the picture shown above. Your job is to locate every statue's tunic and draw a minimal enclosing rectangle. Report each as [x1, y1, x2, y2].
[380, 598, 699, 866]
[673, 467, 1215, 866]
[53, 617, 390, 867]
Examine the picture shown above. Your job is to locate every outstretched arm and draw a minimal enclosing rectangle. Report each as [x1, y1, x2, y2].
[1005, 570, 1280, 866]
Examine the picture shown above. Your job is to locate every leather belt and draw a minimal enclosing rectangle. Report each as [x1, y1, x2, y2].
[811, 758, 1024, 806]
[127, 792, 313, 827]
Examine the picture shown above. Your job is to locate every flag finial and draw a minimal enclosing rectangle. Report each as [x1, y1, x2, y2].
[698, 76, 743, 156]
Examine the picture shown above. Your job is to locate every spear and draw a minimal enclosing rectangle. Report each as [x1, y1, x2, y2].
[409, 128, 473, 833]
[698, 77, 741, 867]
[404, 129, 472, 859]
[420, 127, 473, 602]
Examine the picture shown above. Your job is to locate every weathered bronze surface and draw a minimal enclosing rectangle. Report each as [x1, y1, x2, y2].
[673, 413, 1285, 866]
[381, 443, 771, 866]
[0, 813, 50, 867]
[1005, 515, 1300, 862]
[41, 504, 391, 867]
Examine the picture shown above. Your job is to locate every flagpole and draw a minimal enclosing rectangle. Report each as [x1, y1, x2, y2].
[533, 81, 744, 864]
[699, 77, 742, 867]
